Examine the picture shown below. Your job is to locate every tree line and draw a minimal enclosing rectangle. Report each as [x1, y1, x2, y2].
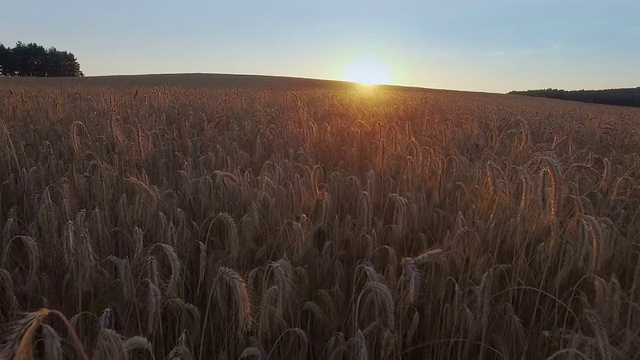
[509, 87, 640, 108]
[0, 41, 83, 77]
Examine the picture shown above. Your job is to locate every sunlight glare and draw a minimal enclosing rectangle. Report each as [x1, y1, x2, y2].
[343, 57, 392, 85]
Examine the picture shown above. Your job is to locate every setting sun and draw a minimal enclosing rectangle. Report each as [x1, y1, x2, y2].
[343, 57, 392, 85]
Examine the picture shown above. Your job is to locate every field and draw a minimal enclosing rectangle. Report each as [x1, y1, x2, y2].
[1, 75, 640, 359]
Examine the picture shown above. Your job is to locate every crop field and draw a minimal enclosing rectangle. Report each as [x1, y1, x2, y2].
[1, 76, 640, 359]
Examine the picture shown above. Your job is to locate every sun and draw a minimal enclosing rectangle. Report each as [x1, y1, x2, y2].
[343, 57, 392, 85]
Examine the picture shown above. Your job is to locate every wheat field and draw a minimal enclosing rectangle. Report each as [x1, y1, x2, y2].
[0, 79, 639, 359]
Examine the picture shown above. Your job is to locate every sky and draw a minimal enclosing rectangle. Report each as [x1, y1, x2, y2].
[1, 0, 639, 93]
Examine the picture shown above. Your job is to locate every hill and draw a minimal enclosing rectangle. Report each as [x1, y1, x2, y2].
[0, 72, 489, 96]
[1, 72, 343, 89]
[509, 87, 640, 108]
[0, 72, 423, 91]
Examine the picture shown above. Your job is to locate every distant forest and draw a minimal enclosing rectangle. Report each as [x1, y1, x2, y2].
[0, 41, 83, 77]
[509, 87, 640, 108]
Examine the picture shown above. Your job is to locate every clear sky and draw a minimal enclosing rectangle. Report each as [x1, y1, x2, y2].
[1, 0, 638, 93]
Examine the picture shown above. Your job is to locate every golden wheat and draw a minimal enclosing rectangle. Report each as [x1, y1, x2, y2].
[0, 81, 639, 359]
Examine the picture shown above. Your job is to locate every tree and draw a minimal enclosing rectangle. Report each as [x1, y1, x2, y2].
[45, 47, 83, 77]
[45, 47, 65, 76]
[60, 51, 83, 77]
[0, 43, 10, 75]
[24, 42, 48, 76]
[10, 41, 28, 76]
[0, 41, 83, 77]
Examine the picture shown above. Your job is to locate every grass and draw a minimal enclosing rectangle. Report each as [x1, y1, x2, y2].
[0, 74, 639, 359]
